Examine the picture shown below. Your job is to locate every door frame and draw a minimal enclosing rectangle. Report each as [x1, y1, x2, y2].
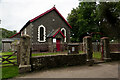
[56, 38, 61, 51]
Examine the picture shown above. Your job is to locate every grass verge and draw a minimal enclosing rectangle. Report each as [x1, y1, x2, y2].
[32, 52, 60, 56]
[93, 52, 101, 59]
[2, 66, 18, 79]
[79, 51, 101, 59]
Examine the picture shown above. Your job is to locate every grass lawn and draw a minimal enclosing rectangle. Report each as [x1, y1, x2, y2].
[2, 66, 18, 79]
[32, 52, 61, 56]
[0, 52, 13, 55]
[79, 51, 102, 59]
[93, 52, 102, 59]
[79, 51, 84, 54]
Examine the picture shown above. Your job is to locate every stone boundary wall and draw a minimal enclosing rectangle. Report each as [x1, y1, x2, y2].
[109, 43, 120, 52]
[110, 53, 120, 61]
[31, 54, 86, 71]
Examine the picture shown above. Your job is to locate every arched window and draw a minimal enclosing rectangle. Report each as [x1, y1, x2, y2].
[61, 28, 66, 42]
[38, 25, 46, 42]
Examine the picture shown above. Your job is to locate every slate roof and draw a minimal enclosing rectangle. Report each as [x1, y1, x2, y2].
[47, 28, 65, 38]
[2, 38, 14, 42]
[2, 38, 20, 42]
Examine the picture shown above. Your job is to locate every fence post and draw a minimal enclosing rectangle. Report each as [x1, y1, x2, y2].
[83, 36, 94, 66]
[101, 37, 111, 62]
[18, 35, 31, 73]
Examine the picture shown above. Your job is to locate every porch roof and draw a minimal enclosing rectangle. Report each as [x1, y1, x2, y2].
[47, 28, 65, 38]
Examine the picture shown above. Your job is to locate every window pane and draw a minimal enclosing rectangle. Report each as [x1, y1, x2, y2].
[40, 27, 44, 40]
[62, 30, 64, 35]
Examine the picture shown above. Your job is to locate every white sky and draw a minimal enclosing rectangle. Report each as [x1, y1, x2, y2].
[0, 0, 79, 32]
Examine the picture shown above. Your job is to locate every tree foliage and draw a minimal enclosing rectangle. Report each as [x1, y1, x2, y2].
[1, 28, 17, 38]
[67, 2, 120, 42]
[98, 2, 120, 41]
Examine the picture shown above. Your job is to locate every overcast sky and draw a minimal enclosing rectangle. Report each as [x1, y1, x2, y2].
[0, 0, 79, 32]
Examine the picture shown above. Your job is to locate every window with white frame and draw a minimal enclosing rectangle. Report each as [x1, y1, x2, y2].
[24, 28, 27, 35]
[38, 25, 46, 42]
[61, 28, 66, 42]
[21, 31, 23, 36]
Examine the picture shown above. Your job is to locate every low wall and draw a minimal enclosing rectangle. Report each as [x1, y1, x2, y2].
[31, 54, 86, 71]
[110, 53, 120, 61]
[110, 43, 120, 52]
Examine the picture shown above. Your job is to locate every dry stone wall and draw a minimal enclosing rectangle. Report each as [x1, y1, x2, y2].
[31, 54, 86, 71]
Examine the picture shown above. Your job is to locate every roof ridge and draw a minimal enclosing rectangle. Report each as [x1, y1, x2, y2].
[29, 7, 55, 22]
[29, 6, 72, 28]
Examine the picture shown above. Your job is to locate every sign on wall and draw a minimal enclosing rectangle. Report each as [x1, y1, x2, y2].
[72, 47, 75, 51]
[53, 38, 56, 43]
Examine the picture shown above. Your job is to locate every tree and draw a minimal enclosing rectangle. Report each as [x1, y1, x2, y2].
[67, 2, 100, 42]
[67, 2, 120, 42]
[97, 2, 120, 42]
[1, 28, 17, 38]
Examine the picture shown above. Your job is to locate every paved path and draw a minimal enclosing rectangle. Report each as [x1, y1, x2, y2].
[17, 61, 119, 78]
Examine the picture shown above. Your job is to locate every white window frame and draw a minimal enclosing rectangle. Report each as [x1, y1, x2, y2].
[21, 31, 23, 36]
[61, 28, 66, 42]
[38, 25, 46, 42]
[24, 28, 27, 35]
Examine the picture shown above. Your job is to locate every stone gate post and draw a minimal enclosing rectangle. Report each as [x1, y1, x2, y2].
[18, 35, 31, 73]
[83, 36, 94, 66]
[101, 37, 111, 62]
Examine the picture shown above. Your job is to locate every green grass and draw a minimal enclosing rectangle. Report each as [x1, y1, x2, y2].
[0, 52, 13, 55]
[78, 51, 101, 59]
[79, 51, 84, 54]
[93, 52, 101, 59]
[2, 66, 18, 79]
[32, 52, 61, 56]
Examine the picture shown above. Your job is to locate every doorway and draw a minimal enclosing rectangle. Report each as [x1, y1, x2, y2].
[56, 38, 61, 51]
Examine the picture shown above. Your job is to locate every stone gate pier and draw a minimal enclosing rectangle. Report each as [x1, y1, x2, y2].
[17, 35, 31, 73]
[101, 37, 111, 62]
[83, 36, 94, 66]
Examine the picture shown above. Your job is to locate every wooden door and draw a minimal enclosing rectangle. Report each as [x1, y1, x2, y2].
[56, 39, 60, 51]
